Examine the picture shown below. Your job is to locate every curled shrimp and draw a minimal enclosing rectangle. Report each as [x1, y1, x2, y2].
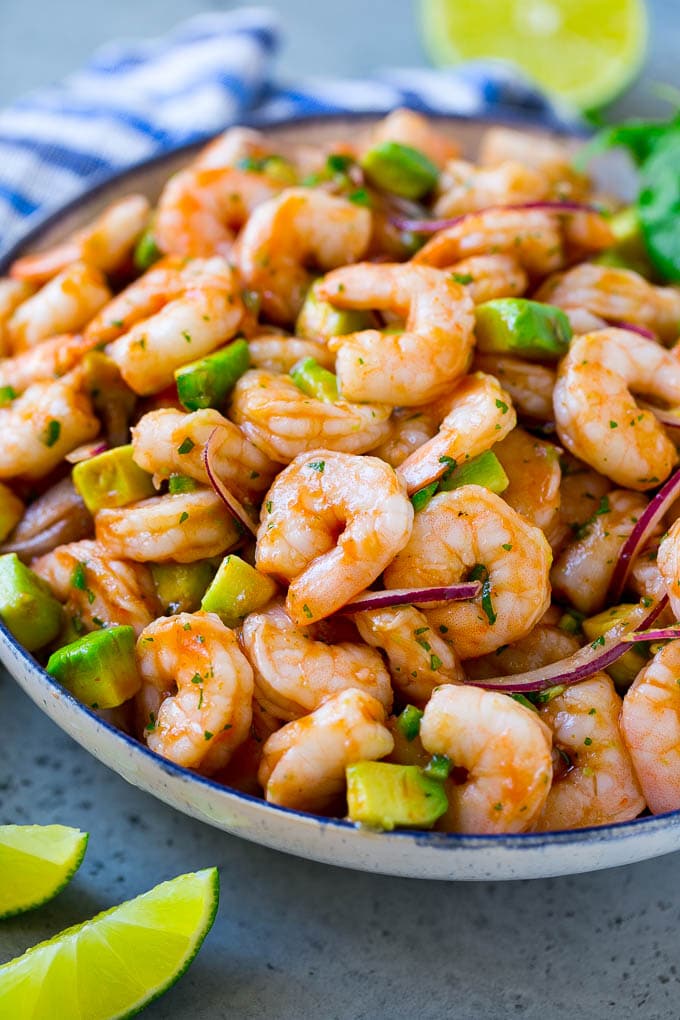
[447, 254, 528, 304]
[0, 279, 36, 355]
[465, 621, 579, 683]
[370, 406, 440, 469]
[229, 369, 392, 463]
[621, 641, 680, 814]
[353, 604, 464, 704]
[137, 611, 253, 773]
[318, 263, 475, 406]
[472, 353, 556, 423]
[248, 333, 334, 374]
[241, 599, 393, 721]
[236, 189, 372, 324]
[478, 127, 589, 200]
[131, 407, 277, 501]
[366, 108, 459, 169]
[0, 333, 98, 393]
[6, 262, 111, 351]
[494, 427, 561, 532]
[536, 674, 645, 830]
[383, 485, 552, 658]
[434, 159, 548, 218]
[95, 489, 241, 564]
[10, 195, 150, 283]
[536, 264, 680, 344]
[0, 373, 98, 480]
[420, 684, 553, 833]
[554, 328, 680, 491]
[656, 519, 680, 619]
[413, 207, 612, 277]
[102, 257, 244, 394]
[256, 449, 413, 625]
[258, 687, 393, 811]
[398, 372, 516, 493]
[33, 539, 158, 636]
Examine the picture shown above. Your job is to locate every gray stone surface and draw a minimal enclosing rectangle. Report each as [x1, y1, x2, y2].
[2, 2, 680, 1018]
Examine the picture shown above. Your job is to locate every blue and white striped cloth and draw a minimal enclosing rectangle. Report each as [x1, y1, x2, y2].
[0, 6, 572, 256]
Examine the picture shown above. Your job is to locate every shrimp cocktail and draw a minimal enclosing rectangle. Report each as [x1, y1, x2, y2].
[3, 107, 680, 836]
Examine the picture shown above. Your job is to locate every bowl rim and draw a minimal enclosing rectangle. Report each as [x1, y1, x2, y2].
[4, 107, 674, 852]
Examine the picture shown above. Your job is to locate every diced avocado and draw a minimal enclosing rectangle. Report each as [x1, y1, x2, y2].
[0, 483, 24, 543]
[72, 445, 156, 514]
[346, 761, 448, 831]
[439, 450, 510, 494]
[475, 299, 572, 361]
[0, 385, 16, 406]
[133, 230, 162, 271]
[361, 141, 439, 200]
[200, 554, 277, 627]
[583, 603, 649, 688]
[168, 474, 200, 495]
[290, 357, 339, 403]
[175, 338, 250, 411]
[0, 553, 62, 651]
[261, 155, 297, 186]
[46, 625, 140, 709]
[151, 560, 217, 615]
[594, 207, 654, 277]
[295, 280, 374, 341]
[558, 608, 585, 636]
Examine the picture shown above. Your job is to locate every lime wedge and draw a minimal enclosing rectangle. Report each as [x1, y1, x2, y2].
[420, 0, 647, 110]
[0, 825, 88, 919]
[0, 868, 219, 1019]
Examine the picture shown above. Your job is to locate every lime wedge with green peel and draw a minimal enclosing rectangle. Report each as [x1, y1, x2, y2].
[0, 868, 219, 1019]
[420, 0, 647, 110]
[0, 825, 88, 920]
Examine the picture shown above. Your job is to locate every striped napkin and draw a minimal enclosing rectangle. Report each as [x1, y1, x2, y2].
[0, 6, 571, 255]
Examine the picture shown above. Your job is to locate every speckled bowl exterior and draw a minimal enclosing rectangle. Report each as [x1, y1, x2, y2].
[1, 113, 675, 880]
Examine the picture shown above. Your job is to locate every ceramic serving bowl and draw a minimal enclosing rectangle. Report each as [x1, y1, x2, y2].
[2, 112, 677, 881]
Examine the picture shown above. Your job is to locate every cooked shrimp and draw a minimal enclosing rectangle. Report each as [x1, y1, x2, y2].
[465, 623, 579, 683]
[434, 159, 548, 218]
[0, 333, 98, 392]
[472, 353, 555, 422]
[258, 687, 393, 811]
[370, 406, 440, 469]
[319, 263, 475, 406]
[195, 126, 272, 169]
[33, 539, 158, 636]
[0, 374, 99, 480]
[353, 604, 464, 703]
[478, 127, 588, 200]
[104, 257, 244, 394]
[236, 189, 372, 324]
[131, 407, 277, 500]
[554, 328, 680, 490]
[229, 369, 392, 463]
[551, 489, 652, 613]
[494, 427, 561, 532]
[656, 519, 680, 619]
[536, 674, 645, 830]
[83, 256, 186, 344]
[420, 684, 553, 833]
[383, 485, 552, 658]
[398, 372, 516, 493]
[367, 107, 458, 169]
[241, 600, 392, 721]
[256, 450, 413, 625]
[0, 279, 36, 355]
[447, 254, 528, 304]
[536, 264, 680, 344]
[545, 458, 613, 555]
[248, 333, 334, 373]
[629, 541, 669, 607]
[137, 611, 253, 773]
[155, 166, 283, 257]
[413, 207, 612, 277]
[95, 489, 242, 564]
[621, 641, 680, 814]
[6, 262, 111, 351]
[10, 195, 150, 283]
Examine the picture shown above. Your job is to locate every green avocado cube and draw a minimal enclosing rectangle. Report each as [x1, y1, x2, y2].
[151, 560, 217, 615]
[439, 450, 510, 494]
[346, 761, 448, 831]
[583, 603, 649, 688]
[175, 338, 250, 411]
[47, 625, 140, 709]
[0, 553, 62, 651]
[72, 445, 156, 514]
[0, 483, 24, 543]
[361, 141, 439, 200]
[290, 357, 339, 403]
[295, 281, 374, 341]
[475, 299, 572, 361]
[201, 554, 277, 627]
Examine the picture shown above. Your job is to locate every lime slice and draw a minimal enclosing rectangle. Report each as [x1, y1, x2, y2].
[0, 868, 219, 1019]
[420, 0, 647, 110]
[0, 825, 88, 919]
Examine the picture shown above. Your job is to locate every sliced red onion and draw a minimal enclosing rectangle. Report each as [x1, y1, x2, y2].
[65, 440, 109, 464]
[469, 597, 666, 693]
[609, 465, 680, 601]
[390, 200, 602, 234]
[608, 320, 657, 341]
[341, 582, 481, 614]
[644, 403, 680, 431]
[622, 625, 680, 643]
[203, 427, 259, 537]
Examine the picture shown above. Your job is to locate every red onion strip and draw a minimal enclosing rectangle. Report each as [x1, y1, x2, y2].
[645, 403, 680, 431]
[203, 427, 259, 537]
[609, 320, 657, 341]
[65, 440, 108, 464]
[341, 582, 481, 614]
[609, 465, 680, 601]
[622, 626, 680, 643]
[390, 200, 602, 235]
[468, 598, 667, 693]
